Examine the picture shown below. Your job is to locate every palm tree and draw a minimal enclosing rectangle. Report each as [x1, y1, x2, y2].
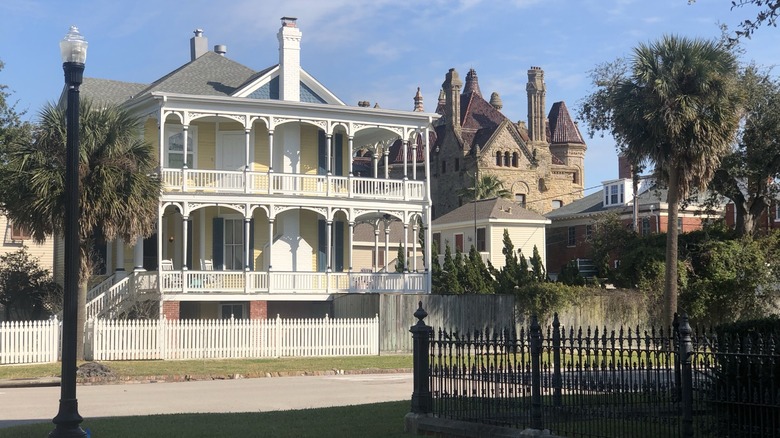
[459, 173, 511, 201]
[0, 99, 161, 358]
[582, 35, 741, 326]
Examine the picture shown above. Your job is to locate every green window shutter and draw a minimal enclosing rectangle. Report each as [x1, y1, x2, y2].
[317, 219, 327, 272]
[318, 131, 327, 175]
[248, 219, 255, 270]
[335, 133, 344, 176]
[186, 218, 193, 269]
[335, 220, 344, 272]
[213, 218, 224, 270]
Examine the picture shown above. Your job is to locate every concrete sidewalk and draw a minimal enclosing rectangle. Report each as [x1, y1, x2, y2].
[0, 377, 61, 388]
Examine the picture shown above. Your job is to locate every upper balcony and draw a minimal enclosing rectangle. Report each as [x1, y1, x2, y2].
[161, 169, 426, 202]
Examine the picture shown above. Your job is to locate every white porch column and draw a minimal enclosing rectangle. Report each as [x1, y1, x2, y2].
[384, 225, 390, 272]
[134, 237, 144, 271]
[158, 119, 165, 171]
[199, 210, 206, 266]
[182, 215, 189, 270]
[348, 137, 354, 176]
[244, 128, 251, 170]
[267, 219, 274, 271]
[268, 130, 274, 173]
[403, 223, 409, 272]
[383, 149, 389, 179]
[326, 220, 333, 272]
[182, 125, 189, 169]
[105, 241, 113, 276]
[348, 221, 354, 271]
[244, 217, 251, 271]
[424, 206, 432, 292]
[424, 126, 431, 201]
[372, 151, 379, 178]
[403, 140, 408, 179]
[412, 142, 418, 180]
[326, 134, 332, 175]
[412, 222, 418, 272]
[373, 228, 380, 271]
[158, 211, 165, 265]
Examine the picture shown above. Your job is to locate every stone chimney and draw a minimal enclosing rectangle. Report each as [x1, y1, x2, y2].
[443, 68, 463, 132]
[190, 29, 208, 61]
[277, 17, 301, 102]
[413, 87, 424, 112]
[526, 67, 546, 143]
[618, 154, 633, 180]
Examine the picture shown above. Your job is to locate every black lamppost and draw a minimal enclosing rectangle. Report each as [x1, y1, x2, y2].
[50, 25, 87, 438]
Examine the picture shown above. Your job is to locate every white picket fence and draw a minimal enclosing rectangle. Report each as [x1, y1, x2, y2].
[89, 315, 379, 361]
[0, 317, 60, 364]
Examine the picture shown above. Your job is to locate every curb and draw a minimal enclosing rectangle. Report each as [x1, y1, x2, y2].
[0, 368, 413, 388]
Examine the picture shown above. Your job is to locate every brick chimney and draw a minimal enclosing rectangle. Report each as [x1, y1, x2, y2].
[190, 29, 208, 61]
[618, 154, 632, 179]
[277, 17, 301, 102]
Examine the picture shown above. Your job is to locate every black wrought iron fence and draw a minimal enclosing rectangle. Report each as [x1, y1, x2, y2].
[408, 302, 780, 438]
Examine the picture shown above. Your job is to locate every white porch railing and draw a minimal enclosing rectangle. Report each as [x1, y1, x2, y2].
[85, 271, 161, 319]
[159, 270, 427, 294]
[162, 169, 426, 202]
[89, 315, 379, 361]
[0, 318, 60, 364]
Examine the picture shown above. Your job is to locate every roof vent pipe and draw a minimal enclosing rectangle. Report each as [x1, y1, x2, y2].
[214, 44, 227, 56]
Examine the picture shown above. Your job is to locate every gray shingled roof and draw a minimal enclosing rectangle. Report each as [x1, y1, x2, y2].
[78, 78, 147, 106]
[433, 197, 547, 225]
[545, 191, 604, 219]
[133, 51, 258, 98]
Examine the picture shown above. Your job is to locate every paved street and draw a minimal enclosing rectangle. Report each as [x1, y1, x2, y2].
[0, 373, 413, 429]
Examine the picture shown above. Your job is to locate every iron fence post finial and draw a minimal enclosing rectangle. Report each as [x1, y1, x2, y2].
[410, 301, 433, 414]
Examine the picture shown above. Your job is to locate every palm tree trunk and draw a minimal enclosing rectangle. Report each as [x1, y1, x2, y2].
[664, 167, 680, 328]
[77, 281, 87, 361]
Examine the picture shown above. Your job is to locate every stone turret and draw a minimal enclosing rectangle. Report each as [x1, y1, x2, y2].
[413, 87, 424, 112]
[464, 69, 481, 96]
[489, 92, 503, 111]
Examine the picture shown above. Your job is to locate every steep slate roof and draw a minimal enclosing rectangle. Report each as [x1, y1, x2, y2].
[133, 52, 257, 98]
[547, 102, 585, 145]
[433, 197, 548, 225]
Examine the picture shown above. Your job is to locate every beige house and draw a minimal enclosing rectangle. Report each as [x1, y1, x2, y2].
[432, 197, 550, 270]
[0, 213, 54, 271]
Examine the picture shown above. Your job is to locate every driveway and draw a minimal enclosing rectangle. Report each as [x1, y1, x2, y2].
[0, 373, 413, 429]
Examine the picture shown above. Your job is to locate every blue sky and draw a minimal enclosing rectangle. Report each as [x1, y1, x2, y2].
[1, 0, 778, 193]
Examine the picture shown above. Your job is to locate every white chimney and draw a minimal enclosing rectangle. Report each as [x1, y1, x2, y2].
[190, 29, 208, 61]
[277, 17, 301, 102]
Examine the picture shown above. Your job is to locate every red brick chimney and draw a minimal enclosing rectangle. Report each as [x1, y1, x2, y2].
[618, 155, 632, 180]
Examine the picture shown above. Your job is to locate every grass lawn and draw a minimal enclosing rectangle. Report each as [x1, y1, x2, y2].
[0, 401, 411, 438]
[0, 355, 413, 380]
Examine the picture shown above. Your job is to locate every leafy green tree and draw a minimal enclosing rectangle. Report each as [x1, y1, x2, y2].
[0, 247, 62, 320]
[431, 240, 445, 294]
[459, 173, 511, 201]
[0, 60, 32, 158]
[709, 66, 780, 236]
[441, 245, 462, 294]
[589, 212, 635, 278]
[394, 241, 406, 273]
[458, 245, 494, 294]
[579, 35, 742, 326]
[689, 0, 780, 39]
[0, 100, 161, 358]
[529, 245, 546, 282]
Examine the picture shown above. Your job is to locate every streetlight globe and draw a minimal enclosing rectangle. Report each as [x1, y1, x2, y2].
[60, 26, 88, 64]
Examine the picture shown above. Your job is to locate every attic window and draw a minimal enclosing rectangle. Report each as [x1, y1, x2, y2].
[496, 152, 502, 166]
[512, 152, 519, 167]
[10, 221, 32, 241]
[604, 183, 625, 206]
[503, 152, 510, 167]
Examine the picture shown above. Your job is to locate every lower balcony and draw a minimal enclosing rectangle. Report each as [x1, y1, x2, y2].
[158, 270, 427, 295]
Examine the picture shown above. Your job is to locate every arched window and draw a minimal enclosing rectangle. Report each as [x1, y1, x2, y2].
[512, 152, 519, 167]
[496, 152, 502, 166]
[503, 152, 510, 167]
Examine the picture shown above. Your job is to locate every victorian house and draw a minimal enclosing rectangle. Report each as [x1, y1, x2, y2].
[76, 18, 437, 320]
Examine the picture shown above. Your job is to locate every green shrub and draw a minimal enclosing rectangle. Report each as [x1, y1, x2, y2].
[514, 282, 583, 318]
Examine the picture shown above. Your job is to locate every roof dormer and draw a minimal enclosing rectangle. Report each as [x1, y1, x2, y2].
[602, 178, 633, 207]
